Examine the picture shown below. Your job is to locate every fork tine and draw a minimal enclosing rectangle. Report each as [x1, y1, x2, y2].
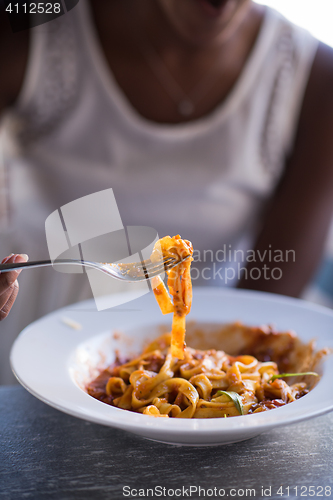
[139, 256, 175, 270]
[163, 255, 190, 272]
[142, 255, 191, 279]
[111, 255, 191, 281]
[138, 257, 175, 280]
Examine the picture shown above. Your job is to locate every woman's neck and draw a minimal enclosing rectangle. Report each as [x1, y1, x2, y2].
[89, 0, 265, 124]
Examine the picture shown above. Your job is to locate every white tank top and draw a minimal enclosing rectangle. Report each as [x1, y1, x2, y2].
[0, 1, 318, 383]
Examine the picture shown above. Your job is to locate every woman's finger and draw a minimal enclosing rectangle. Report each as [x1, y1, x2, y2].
[0, 280, 19, 321]
[0, 254, 28, 320]
[0, 254, 28, 296]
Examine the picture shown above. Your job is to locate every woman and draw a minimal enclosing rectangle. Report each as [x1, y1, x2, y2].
[0, 254, 28, 320]
[1, 0, 333, 383]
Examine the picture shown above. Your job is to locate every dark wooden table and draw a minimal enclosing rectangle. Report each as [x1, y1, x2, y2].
[1, 386, 332, 500]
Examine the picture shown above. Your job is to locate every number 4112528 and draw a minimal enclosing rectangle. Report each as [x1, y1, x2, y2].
[5, 3, 61, 14]
[276, 485, 331, 496]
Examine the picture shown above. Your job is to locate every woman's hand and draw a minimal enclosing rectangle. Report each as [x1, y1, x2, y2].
[0, 254, 28, 321]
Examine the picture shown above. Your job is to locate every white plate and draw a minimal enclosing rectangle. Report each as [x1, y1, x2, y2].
[10, 288, 333, 446]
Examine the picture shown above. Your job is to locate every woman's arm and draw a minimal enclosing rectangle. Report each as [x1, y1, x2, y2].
[239, 42, 333, 297]
[0, 11, 30, 320]
[0, 254, 28, 320]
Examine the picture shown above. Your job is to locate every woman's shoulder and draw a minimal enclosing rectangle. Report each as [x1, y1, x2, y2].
[301, 40, 333, 135]
[311, 41, 333, 91]
[263, 6, 318, 54]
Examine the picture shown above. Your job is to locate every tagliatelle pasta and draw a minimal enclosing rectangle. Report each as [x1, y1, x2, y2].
[87, 236, 328, 419]
[150, 235, 193, 359]
[87, 329, 323, 418]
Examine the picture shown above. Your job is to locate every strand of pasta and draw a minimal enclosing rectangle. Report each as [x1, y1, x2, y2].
[150, 235, 193, 359]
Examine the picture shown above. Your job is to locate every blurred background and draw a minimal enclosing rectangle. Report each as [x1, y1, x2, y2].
[257, 0, 333, 48]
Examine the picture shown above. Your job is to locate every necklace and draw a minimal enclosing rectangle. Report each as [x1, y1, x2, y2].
[142, 44, 222, 117]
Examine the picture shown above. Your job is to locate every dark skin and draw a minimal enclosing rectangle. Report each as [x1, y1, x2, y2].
[1, 0, 333, 315]
[0, 255, 27, 320]
[88, 0, 264, 123]
[238, 42, 333, 295]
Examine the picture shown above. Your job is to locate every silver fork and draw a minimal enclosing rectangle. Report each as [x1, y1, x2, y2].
[0, 256, 190, 282]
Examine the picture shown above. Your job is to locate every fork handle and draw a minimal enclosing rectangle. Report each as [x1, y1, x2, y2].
[0, 259, 84, 272]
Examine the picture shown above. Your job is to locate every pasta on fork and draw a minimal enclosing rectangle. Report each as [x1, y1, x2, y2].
[150, 235, 193, 359]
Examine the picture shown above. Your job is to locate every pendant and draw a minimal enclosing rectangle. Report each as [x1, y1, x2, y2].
[178, 100, 195, 117]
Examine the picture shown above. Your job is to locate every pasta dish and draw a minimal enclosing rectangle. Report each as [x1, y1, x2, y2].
[87, 235, 327, 418]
